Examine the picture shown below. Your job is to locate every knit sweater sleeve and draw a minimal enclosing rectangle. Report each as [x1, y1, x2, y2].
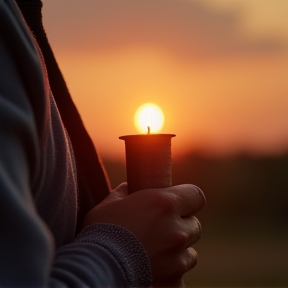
[51, 224, 152, 287]
[0, 1, 152, 287]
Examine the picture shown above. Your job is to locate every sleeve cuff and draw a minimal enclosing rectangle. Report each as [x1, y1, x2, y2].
[74, 223, 152, 287]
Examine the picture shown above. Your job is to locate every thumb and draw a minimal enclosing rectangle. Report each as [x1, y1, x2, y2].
[97, 182, 128, 208]
[109, 182, 128, 199]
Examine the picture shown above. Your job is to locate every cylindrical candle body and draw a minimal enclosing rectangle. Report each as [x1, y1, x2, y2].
[119, 134, 175, 194]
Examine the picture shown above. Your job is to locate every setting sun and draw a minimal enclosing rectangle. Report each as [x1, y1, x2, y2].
[134, 103, 164, 133]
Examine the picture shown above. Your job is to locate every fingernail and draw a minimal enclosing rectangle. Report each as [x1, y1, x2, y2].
[194, 185, 206, 206]
[196, 217, 202, 237]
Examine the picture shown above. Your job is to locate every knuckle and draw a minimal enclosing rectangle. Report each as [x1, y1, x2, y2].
[185, 184, 206, 207]
[189, 216, 202, 245]
[175, 248, 198, 276]
[193, 185, 206, 206]
[170, 231, 190, 248]
[187, 247, 198, 269]
[176, 258, 188, 276]
[192, 216, 202, 236]
[171, 248, 198, 277]
[155, 190, 175, 213]
[195, 217, 202, 236]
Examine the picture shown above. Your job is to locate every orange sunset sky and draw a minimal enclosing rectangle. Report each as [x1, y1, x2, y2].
[43, 0, 288, 159]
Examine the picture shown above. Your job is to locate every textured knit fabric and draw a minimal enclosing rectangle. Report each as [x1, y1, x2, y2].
[0, 0, 152, 286]
[15, 0, 112, 233]
[75, 224, 152, 287]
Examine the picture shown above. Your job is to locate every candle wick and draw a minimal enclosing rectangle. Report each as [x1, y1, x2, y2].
[147, 126, 150, 134]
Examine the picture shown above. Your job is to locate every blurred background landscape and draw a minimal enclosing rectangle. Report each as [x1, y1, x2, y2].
[103, 152, 288, 287]
[43, 0, 288, 286]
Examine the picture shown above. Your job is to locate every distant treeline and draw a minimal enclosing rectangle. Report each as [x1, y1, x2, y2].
[103, 152, 288, 286]
[103, 152, 288, 234]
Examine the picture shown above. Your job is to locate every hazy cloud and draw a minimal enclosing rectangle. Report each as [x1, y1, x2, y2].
[45, 0, 288, 59]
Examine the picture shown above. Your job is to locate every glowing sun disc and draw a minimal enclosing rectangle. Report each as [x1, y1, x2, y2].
[134, 103, 164, 133]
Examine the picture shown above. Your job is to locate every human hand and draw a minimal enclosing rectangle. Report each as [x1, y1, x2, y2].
[82, 183, 205, 287]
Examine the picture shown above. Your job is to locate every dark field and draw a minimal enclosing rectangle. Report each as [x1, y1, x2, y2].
[103, 152, 288, 287]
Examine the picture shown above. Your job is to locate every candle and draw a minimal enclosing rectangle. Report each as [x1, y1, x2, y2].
[120, 103, 176, 194]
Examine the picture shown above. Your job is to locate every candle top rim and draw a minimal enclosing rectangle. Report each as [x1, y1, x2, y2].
[119, 133, 176, 140]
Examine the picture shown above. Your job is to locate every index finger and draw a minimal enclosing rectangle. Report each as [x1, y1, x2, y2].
[167, 184, 206, 217]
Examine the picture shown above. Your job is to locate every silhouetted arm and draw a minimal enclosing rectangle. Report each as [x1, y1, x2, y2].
[15, 0, 111, 232]
[0, 1, 151, 286]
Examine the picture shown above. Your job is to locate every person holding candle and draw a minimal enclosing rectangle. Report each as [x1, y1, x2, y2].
[0, 0, 206, 287]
